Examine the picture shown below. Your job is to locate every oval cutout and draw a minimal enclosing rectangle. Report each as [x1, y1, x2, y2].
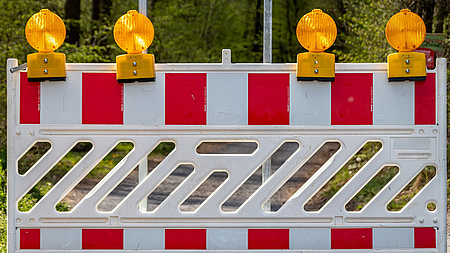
[197, 141, 258, 155]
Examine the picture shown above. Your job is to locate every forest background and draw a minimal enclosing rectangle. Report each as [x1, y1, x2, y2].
[0, 0, 449, 251]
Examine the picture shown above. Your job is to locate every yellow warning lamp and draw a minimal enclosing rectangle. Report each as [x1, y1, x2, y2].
[25, 9, 66, 82]
[296, 9, 337, 82]
[386, 9, 427, 82]
[114, 10, 155, 83]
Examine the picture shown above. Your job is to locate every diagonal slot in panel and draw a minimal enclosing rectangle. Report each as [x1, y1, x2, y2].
[180, 171, 228, 212]
[304, 141, 382, 212]
[57, 142, 134, 212]
[18, 142, 51, 175]
[267, 142, 340, 212]
[143, 164, 194, 212]
[18, 142, 93, 212]
[97, 142, 175, 212]
[221, 141, 299, 212]
[387, 165, 436, 212]
[345, 165, 399, 211]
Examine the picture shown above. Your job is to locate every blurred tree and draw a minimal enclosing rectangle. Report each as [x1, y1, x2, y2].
[65, 0, 81, 44]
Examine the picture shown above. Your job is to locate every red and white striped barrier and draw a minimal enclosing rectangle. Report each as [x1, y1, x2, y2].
[20, 227, 436, 250]
[7, 56, 447, 253]
[19, 71, 436, 126]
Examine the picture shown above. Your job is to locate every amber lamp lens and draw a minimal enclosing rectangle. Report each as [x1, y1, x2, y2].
[25, 9, 66, 53]
[114, 10, 154, 54]
[385, 9, 426, 52]
[296, 9, 337, 52]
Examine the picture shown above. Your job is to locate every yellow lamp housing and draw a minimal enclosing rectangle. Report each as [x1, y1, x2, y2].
[114, 10, 155, 83]
[25, 9, 66, 82]
[296, 9, 337, 82]
[386, 9, 426, 82]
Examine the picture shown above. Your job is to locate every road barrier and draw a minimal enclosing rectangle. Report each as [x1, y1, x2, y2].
[7, 51, 447, 252]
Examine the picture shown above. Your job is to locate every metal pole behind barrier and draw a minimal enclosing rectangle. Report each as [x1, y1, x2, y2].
[139, 0, 148, 54]
[138, 0, 148, 212]
[262, 0, 272, 212]
[263, 0, 272, 64]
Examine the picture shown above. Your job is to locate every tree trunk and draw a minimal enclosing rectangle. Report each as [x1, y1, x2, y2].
[92, 0, 112, 23]
[64, 0, 81, 45]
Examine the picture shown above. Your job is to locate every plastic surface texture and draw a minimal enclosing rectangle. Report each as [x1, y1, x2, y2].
[114, 10, 154, 54]
[116, 53, 155, 83]
[25, 9, 65, 53]
[6, 53, 447, 252]
[387, 51, 426, 82]
[26, 52, 66, 82]
[296, 9, 337, 53]
[386, 9, 426, 52]
[296, 52, 335, 81]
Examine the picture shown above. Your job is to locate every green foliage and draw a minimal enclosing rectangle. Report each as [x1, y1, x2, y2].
[387, 166, 436, 211]
[333, 0, 403, 63]
[321, 142, 383, 198]
[348, 166, 399, 211]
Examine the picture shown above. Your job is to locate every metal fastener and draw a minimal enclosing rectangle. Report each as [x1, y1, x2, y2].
[44, 69, 48, 74]
[133, 70, 137, 75]
[405, 69, 410, 74]
[419, 218, 424, 223]
[405, 59, 410, 64]
[133, 62, 137, 67]
[314, 69, 319, 74]
[314, 60, 319, 64]
[433, 218, 438, 223]
[44, 58, 48, 63]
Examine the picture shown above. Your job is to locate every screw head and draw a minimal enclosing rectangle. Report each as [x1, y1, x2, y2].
[44, 58, 48, 63]
[133, 62, 137, 67]
[314, 69, 319, 74]
[314, 60, 319, 64]
[44, 69, 48, 74]
[133, 70, 137, 75]
[405, 69, 410, 74]
[405, 59, 410, 64]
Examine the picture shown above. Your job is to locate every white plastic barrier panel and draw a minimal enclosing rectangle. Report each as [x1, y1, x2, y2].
[7, 51, 447, 252]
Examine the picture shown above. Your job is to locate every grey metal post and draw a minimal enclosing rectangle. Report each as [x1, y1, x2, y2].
[138, 0, 148, 212]
[263, 0, 272, 64]
[262, 0, 272, 212]
[139, 0, 148, 54]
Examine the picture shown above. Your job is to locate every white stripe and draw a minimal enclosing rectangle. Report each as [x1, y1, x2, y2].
[124, 228, 164, 250]
[207, 73, 248, 125]
[373, 73, 414, 125]
[41, 72, 82, 124]
[41, 228, 82, 250]
[290, 74, 331, 125]
[373, 227, 413, 249]
[207, 228, 247, 250]
[123, 72, 165, 125]
[290, 228, 331, 250]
